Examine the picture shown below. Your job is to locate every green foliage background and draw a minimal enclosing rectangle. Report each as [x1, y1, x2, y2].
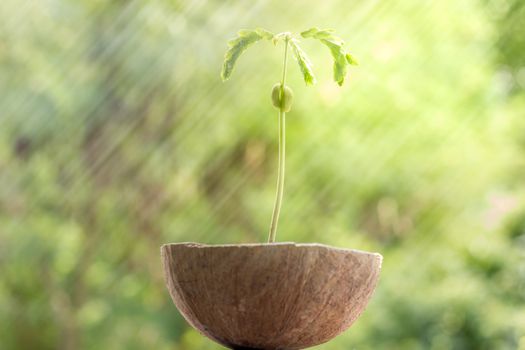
[1, 0, 524, 349]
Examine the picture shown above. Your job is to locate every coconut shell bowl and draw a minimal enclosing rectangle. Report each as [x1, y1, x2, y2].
[161, 242, 382, 350]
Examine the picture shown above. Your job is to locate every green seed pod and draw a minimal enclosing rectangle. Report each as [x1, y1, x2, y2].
[271, 83, 294, 112]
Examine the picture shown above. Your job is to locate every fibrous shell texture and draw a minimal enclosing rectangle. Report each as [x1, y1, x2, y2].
[161, 242, 382, 350]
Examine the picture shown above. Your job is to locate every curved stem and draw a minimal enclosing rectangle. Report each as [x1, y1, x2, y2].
[268, 37, 289, 243]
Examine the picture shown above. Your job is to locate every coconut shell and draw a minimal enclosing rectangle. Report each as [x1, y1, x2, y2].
[161, 242, 382, 350]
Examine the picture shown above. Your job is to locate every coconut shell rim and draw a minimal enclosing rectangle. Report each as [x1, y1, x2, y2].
[161, 241, 382, 263]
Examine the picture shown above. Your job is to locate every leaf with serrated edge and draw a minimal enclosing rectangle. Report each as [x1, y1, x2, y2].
[289, 40, 316, 85]
[320, 38, 348, 86]
[346, 53, 358, 65]
[300, 27, 319, 38]
[301, 28, 356, 86]
[312, 29, 336, 39]
[221, 28, 357, 86]
[255, 28, 274, 40]
[221, 30, 264, 81]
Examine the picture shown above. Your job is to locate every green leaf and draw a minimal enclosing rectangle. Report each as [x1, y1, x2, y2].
[301, 28, 357, 86]
[320, 38, 348, 86]
[312, 29, 336, 39]
[255, 28, 274, 40]
[221, 29, 271, 81]
[346, 52, 358, 65]
[289, 39, 316, 85]
[300, 27, 320, 38]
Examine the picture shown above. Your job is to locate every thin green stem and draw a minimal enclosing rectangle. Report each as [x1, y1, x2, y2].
[281, 37, 289, 89]
[268, 37, 289, 243]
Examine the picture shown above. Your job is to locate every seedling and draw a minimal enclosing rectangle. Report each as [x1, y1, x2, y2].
[221, 27, 358, 243]
[162, 29, 381, 350]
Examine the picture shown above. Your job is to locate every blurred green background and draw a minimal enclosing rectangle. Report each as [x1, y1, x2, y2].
[1, 0, 524, 349]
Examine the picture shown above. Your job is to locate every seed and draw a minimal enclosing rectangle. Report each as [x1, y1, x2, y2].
[271, 83, 294, 112]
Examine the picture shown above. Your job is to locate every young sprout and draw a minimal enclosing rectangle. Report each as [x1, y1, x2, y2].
[221, 27, 358, 243]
